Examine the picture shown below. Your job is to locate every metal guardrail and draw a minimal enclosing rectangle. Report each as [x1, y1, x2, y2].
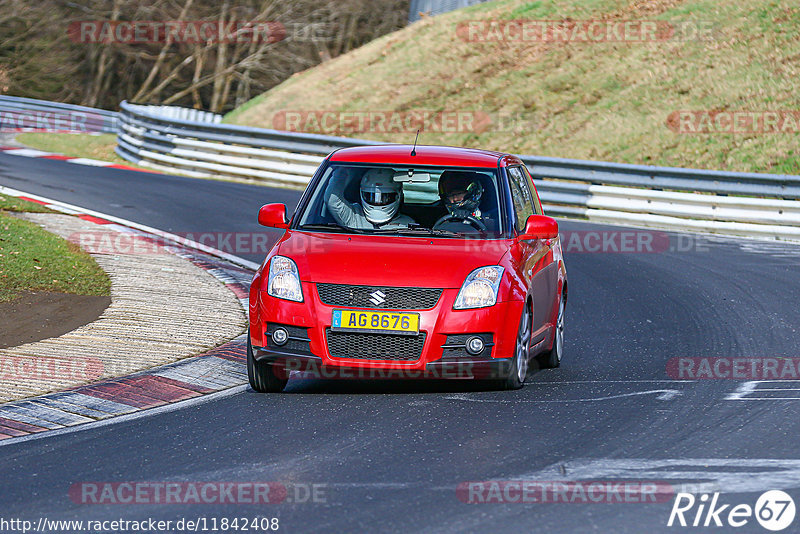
[97, 101, 800, 242]
[0, 95, 118, 134]
[125, 103, 222, 124]
[524, 157, 800, 240]
[116, 100, 379, 188]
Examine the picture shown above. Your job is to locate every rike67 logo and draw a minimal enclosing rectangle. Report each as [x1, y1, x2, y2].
[668, 491, 796, 531]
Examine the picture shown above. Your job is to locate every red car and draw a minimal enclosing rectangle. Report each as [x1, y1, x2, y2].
[248, 145, 567, 392]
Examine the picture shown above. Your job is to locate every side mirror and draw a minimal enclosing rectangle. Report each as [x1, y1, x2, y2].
[258, 203, 288, 229]
[520, 214, 558, 240]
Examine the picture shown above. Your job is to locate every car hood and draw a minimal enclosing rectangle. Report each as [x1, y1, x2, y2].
[279, 231, 510, 288]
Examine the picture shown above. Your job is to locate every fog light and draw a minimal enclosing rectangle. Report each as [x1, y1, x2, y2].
[466, 336, 485, 355]
[272, 328, 289, 346]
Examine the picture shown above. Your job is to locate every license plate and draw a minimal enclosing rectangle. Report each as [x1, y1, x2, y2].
[331, 310, 419, 336]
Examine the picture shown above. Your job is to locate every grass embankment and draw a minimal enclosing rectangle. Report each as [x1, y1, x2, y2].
[14, 132, 151, 171]
[0, 195, 111, 302]
[226, 0, 800, 175]
[0, 195, 55, 213]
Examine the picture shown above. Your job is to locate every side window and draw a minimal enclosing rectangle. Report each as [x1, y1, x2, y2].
[521, 165, 543, 215]
[507, 166, 535, 232]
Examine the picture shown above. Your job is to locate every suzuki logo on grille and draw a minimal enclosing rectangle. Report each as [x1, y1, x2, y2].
[369, 290, 386, 306]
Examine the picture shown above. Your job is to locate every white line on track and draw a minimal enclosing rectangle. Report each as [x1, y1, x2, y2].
[522, 458, 800, 494]
[726, 380, 800, 400]
[444, 389, 683, 402]
[1, 148, 54, 157]
[527, 380, 694, 383]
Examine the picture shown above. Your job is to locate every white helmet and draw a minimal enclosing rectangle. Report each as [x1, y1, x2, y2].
[360, 168, 401, 225]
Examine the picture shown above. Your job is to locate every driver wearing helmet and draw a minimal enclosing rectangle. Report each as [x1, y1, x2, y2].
[436, 171, 487, 230]
[324, 167, 417, 230]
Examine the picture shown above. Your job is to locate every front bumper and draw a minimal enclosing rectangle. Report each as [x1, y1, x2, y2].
[249, 281, 523, 379]
[252, 346, 516, 381]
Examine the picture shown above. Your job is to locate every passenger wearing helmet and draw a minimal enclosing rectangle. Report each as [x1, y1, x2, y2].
[435, 170, 488, 231]
[324, 167, 417, 230]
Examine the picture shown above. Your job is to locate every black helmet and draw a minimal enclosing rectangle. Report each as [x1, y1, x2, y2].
[438, 171, 484, 217]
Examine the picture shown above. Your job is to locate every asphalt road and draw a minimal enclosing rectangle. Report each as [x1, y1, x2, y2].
[0, 153, 297, 264]
[2, 152, 800, 533]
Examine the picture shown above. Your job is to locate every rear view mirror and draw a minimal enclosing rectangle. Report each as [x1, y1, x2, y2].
[394, 170, 431, 183]
[258, 203, 288, 229]
[519, 215, 558, 240]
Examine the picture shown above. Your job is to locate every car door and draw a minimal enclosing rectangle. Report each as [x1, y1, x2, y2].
[508, 165, 558, 342]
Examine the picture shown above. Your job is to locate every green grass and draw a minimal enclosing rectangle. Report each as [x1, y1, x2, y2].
[0, 211, 111, 302]
[226, 0, 800, 175]
[0, 194, 55, 213]
[14, 132, 151, 171]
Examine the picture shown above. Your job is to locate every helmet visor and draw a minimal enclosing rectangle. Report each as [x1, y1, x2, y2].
[362, 190, 398, 207]
[443, 180, 482, 212]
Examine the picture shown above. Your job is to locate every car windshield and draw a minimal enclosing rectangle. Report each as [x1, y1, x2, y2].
[296, 163, 504, 238]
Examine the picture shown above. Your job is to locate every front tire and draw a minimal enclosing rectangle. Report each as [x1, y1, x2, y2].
[500, 304, 532, 390]
[247, 337, 289, 393]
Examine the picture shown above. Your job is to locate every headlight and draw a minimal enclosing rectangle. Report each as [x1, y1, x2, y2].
[267, 255, 303, 302]
[454, 266, 504, 310]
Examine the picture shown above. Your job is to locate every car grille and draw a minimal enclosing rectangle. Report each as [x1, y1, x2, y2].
[326, 329, 426, 361]
[316, 283, 442, 310]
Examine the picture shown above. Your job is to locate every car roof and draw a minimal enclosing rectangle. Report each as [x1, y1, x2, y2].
[328, 145, 518, 168]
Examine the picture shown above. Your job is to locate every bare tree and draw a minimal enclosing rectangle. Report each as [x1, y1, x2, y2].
[0, 0, 410, 112]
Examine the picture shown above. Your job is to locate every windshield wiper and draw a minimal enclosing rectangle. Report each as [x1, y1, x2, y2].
[299, 223, 365, 234]
[372, 227, 464, 237]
